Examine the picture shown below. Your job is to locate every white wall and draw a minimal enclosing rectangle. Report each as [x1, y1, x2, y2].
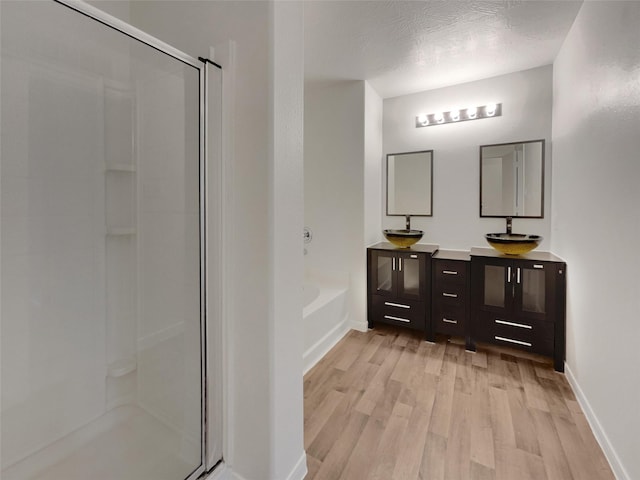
[269, 2, 306, 479]
[126, 2, 305, 479]
[552, 3, 640, 479]
[364, 82, 384, 247]
[383, 65, 553, 250]
[304, 81, 363, 325]
[305, 80, 381, 330]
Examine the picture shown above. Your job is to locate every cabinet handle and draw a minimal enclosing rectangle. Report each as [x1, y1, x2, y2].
[385, 301, 410, 309]
[410, 254, 418, 258]
[443, 270, 458, 275]
[534, 264, 544, 269]
[399, 258, 402, 271]
[384, 315, 410, 323]
[495, 336, 531, 347]
[517, 267, 521, 284]
[392, 258, 396, 271]
[507, 266, 512, 283]
[442, 318, 457, 324]
[442, 292, 458, 298]
[495, 319, 532, 329]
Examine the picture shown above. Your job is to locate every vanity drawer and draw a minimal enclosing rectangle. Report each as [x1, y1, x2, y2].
[474, 311, 554, 356]
[433, 259, 468, 287]
[432, 303, 465, 336]
[372, 296, 425, 330]
[433, 283, 467, 306]
[432, 257, 470, 342]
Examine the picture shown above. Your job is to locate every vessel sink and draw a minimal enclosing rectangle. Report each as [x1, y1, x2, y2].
[485, 233, 542, 255]
[383, 229, 424, 248]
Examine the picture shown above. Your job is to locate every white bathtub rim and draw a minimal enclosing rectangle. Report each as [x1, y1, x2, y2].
[303, 283, 347, 318]
[303, 283, 320, 309]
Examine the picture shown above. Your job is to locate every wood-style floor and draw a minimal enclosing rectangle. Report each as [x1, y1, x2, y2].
[303, 325, 614, 480]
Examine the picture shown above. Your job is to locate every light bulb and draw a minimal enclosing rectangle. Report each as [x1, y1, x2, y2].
[466, 106, 477, 119]
[485, 103, 497, 116]
[435, 112, 444, 123]
[450, 109, 460, 121]
[417, 114, 428, 126]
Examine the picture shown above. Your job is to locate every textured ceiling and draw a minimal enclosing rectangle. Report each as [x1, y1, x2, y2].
[304, 0, 583, 98]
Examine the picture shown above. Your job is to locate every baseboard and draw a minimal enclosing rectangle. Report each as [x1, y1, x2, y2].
[349, 317, 368, 332]
[209, 452, 307, 480]
[303, 317, 350, 374]
[564, 362, 630, 480]
[286, 451, 308, 480]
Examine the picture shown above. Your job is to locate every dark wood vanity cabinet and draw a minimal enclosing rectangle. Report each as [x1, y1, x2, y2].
[366, 244, 566, 371]
[470, 248, 566, 371]
[367, 242, 437, 338]
[430, 251, 473, 349]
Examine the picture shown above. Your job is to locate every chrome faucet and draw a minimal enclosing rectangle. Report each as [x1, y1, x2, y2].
[506, 216, 513, 235]
[405, 215, 411, 230]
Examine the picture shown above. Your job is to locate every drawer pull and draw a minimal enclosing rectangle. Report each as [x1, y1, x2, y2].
[384, 315, 410, 323]
[384, 301, 410, 309]
[495, 336, 531, 347]
[410, 254, 418, 258]
[442, 318, 457, 324]
[443, 270, 458, 275]
[533, 264, 544, 269]
[442, 293, 458, 298]
[495, 319, 532, 329]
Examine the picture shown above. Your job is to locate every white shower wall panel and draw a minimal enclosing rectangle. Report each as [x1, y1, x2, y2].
[136, 69, 201, 445]
[0, 53, 108, 469]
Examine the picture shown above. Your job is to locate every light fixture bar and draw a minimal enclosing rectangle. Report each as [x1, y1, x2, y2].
[415, 103, 502, 128]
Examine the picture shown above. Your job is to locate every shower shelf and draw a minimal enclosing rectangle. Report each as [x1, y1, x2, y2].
[105, 163, 136, 173]
[107, 358, 137, 378]
[107, 227, 136, 236]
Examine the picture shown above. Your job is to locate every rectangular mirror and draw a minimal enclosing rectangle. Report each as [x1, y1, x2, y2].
[480, 139, 544, 217]
[386, 150, 433, 216]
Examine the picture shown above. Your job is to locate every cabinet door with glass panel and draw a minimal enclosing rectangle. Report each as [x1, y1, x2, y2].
[477, 257, 555, 321]
[370, 250, 426, 302]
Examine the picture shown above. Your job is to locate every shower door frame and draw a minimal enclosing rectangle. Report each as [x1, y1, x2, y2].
[49, 1, 221, 478]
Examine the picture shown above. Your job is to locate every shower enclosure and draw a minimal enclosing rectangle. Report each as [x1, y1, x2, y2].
[1, 1, 221, 479]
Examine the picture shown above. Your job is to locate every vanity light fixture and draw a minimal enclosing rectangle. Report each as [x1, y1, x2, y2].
[415, 103, 502, 128]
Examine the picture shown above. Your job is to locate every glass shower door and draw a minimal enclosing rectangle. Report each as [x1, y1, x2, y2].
[1, 1, 207, 479]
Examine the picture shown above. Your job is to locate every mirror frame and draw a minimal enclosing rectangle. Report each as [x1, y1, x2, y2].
[386, 150, 434, 217]
[479, 139, 545, 218]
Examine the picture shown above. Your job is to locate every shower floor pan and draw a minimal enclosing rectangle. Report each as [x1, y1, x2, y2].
[2, 405, 197, 480]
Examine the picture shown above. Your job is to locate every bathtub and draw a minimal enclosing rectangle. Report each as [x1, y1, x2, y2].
[303, 273, 350, 373]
